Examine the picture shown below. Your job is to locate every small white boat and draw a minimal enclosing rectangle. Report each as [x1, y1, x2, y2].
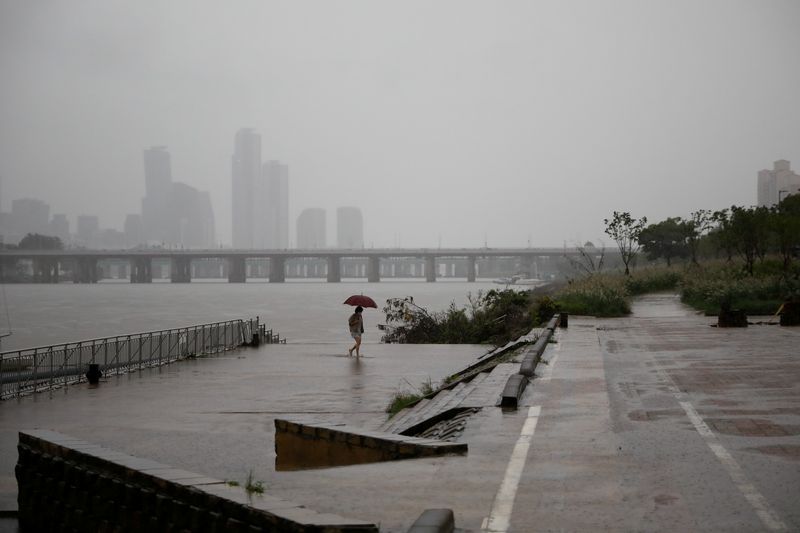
[493, 275, 544, 286]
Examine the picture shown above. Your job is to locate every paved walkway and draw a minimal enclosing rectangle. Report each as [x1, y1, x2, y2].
[1, 294, 798, 532]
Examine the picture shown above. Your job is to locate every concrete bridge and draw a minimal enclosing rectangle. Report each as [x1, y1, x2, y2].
[0, 247, 611, 283]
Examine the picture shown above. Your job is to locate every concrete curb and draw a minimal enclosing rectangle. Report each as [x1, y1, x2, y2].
[407, 508, 455, 533]
[500, 374, 528, 408]
[501, 313, 562, 409]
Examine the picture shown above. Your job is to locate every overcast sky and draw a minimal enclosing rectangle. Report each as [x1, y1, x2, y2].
[1, 1, 799, 248]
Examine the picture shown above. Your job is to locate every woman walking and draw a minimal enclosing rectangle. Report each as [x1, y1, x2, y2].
[348, 306, 364, 357]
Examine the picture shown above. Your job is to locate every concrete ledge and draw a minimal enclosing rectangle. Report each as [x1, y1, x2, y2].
[407, 508, 455, 533]
[500, 374, 528, 408]
[503, 313, 563, 408]
[275, 419, 467, 471]
[17, 429, 377, 532]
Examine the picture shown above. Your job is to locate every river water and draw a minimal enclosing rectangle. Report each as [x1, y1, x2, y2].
[0, 279, 502, 351]
[0, 279, 508, 508]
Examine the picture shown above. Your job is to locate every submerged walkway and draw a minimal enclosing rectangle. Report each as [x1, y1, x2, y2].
[1, 294, 799, 531]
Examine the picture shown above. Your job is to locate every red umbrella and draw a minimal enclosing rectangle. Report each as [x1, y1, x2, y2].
[343, 295, 378, 308]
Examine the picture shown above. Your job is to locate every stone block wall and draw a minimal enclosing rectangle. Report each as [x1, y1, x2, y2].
[16, 429, 377, 532]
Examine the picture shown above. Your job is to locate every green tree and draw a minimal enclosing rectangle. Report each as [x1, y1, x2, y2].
[638, 217, 688, 267]
[726, 206, 771, 275]
[685, 210, 712, 265]
[709, 209, 736, 262]
[771, 194, 800, 273]
[17, 233, 63, 250]
[604, 211, 647, 275]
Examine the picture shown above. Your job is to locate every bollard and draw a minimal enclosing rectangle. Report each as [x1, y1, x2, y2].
[559, 312, 568, 328]
[407, 509, 454, 533]
[86, 363, 102, 385]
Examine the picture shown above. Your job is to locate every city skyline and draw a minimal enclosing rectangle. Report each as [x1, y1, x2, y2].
[2, 154, 798, 249]
[1, 2, 799, 248]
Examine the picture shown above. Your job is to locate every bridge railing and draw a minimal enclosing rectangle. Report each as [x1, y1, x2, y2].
[0, 318, 268, 400]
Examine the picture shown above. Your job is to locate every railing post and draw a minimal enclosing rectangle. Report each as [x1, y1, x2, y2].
[19, 350, 25, 397]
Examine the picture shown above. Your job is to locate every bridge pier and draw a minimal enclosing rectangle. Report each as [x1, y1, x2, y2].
[269, 257, 285, 283]
[72, 258, 99, 283]
[368, 257, 380, 282]
[33, 258, 59, 283]
[327, 257, 341, 282]
[466, 256, 476, 282]
[425, 256, 436, 282]
[170, 257, 191, 283]
[520, 254, 535, 278]
[129, 257, 152, 283]
[228, 257, 246, 283]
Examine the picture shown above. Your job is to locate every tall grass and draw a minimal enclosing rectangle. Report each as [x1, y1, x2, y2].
[679, 261, 793, 315]
[552, 261, 796, 317]
[624, 267, 682, 295]
[555, 274, 630, 317]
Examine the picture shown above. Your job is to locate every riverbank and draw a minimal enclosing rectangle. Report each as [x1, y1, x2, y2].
[2, 294, 798, 531]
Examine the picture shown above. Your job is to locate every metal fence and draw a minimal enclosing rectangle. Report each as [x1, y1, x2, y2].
[0, 317, 282, 400]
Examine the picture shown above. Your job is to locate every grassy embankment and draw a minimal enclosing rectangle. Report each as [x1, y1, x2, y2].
[548, 259, 798, 317]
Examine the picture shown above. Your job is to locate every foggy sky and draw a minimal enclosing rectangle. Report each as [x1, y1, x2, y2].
[1, 1, 799, 248]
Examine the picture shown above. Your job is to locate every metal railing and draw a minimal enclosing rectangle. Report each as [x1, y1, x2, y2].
[0, 317, 280, 400]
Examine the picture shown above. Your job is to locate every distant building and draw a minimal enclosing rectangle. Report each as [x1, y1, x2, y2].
[231, 129, 261, 248]
[262, 160, 289, 249]
[758, 160, 800, 207]
[11, 198, 50, 237]
[49, 214, 70, 245]
[141, 146, 216, 248]
[76, 215, 99, 247]
[94, 228, 125, 249]
[124, 214, 143, 248]
[337, 207, 363, 249]
[142, 146, 173, 243]
[165, 184, 215, 248]
[297, 208, 326, 249]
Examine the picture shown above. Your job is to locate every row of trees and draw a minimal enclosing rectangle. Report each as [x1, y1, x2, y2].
[604, 194, 800, 276]
[2, 233, 64, 250]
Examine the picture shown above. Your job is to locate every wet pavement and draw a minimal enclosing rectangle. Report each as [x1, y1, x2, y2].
[1, 293, 799, 531]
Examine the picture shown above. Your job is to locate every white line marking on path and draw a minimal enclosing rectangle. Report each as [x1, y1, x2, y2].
[679, 400, 788, 532]
[483, 405, 541, 533]
[654, 368, 788, 532]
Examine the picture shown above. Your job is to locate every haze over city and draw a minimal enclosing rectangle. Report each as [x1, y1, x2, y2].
[1, 1, 799, 248]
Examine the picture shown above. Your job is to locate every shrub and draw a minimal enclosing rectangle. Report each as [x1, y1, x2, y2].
[381, 290, 534, 346]
[679, 262, 794, 315]
[530, 295, 558, 325]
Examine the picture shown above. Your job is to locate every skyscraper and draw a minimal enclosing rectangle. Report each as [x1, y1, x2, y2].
[758, 160, 800, 207]
[231, 129, 261, 248]
[337, 207, 363, 249]
[141, 146, 216, 248]
[11, 198, 50, 240]
[142, 146, 172, 243]
[264, 160, 289, 249]
[297, 208, 326, 249]
[124, 214, 143, 248]
[49, 214, 70, 245]
[76, 215, 99, 247]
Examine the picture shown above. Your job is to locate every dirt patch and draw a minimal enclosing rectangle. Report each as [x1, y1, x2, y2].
[712, 407, 800, 416]
[654, 494, 680, 506]
[706, 418, 800, 437]
[745, 445, 800, 461]
[700, 399, 741, 407]
[628, 409, 684, 422]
